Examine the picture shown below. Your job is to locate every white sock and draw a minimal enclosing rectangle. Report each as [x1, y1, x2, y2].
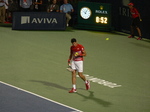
[85, 80, 88, 83]
[73, 84, 76, 89]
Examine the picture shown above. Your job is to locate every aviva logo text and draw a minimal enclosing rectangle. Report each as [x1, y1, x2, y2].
[21, 16, 58, 24]
[21, 16, 30, 24]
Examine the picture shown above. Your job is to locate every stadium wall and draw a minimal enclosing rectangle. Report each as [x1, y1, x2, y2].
[15, 0, 150, 39]
[96, 0, 150, 39]
[88, 0, 150, 39]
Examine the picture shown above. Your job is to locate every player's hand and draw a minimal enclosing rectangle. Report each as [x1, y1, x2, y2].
[74, 52, 79, 57]
[68, 59, 71, 66]
[68, 63, 71, 67]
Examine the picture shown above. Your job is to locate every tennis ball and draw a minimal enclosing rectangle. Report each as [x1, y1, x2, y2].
[106, 38, 109, 40]
[75, 52, 79, 56]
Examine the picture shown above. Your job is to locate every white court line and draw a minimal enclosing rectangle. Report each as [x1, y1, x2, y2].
[0, 81, 82, 112]
[83, 74, 122, 88]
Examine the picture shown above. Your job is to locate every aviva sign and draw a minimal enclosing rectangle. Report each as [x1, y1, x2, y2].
[21, 16, 58, 24]
[12, 12, 66, 30]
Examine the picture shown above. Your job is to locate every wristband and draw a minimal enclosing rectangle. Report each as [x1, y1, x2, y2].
[68, 59, 70, 63]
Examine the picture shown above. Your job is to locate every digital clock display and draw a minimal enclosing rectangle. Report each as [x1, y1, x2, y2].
[96, 16, 108, 24]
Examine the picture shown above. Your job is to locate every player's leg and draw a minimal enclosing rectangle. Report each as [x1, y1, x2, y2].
[2, 6, 5, 23]
[78, 72, 86, 81]
[128, 25, 134, 38]
[66, 13, 71, 26]
[76, 61, 85, 81]
[77, 61, 90, 90]
[128, 19, 135, 38]
[0, 7, 3, 23]
[72, 70, 76, 88]
[69, 61, 77, 93]
[78, 72, 90, 90]
[135, 17, 142, 40]
[131, 26, 134, 36]
[136, 27, 142, 40]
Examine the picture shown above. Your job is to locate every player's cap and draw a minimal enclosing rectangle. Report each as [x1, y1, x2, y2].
[128, 3, 134, 6]
[71, 38, 77, 43]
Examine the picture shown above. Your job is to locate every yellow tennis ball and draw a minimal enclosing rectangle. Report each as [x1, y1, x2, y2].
[75, 52, 79, 56]
[106, 38, 109, 40]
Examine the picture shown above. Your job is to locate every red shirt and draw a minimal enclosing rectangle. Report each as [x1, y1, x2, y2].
[70, 44, 84, 61]
[130, 7, 139, 18]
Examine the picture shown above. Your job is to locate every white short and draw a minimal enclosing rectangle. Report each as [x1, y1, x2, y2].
[71, 61, 83, 72]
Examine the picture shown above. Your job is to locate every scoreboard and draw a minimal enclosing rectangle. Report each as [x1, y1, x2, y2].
[76, 1, 112, 31]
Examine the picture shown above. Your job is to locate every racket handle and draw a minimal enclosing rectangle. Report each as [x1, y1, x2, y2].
[68, 63, 71, 67]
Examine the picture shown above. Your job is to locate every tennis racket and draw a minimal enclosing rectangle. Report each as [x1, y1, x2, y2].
[66, 65, 74, 72]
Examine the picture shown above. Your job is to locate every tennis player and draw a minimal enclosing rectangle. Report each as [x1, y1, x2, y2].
[68, 38, 90, 93]
[128, 3, 142, 40]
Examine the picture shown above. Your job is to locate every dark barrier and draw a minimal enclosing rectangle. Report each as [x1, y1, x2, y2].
[115, 0, 150, 39]
[84, 0, 150, 39]
[110, 0, 150, 39]
[12, 12, 66, 30]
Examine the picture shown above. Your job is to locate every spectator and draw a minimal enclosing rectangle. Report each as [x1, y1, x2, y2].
[4, 0, 9, 23]
[128, 3, 142, 40]
[33, 0, 42, 12]
[60, 0, 74, 26]
[47, 0, 59, 12]
[7, 0, 19, 23]
[8, 0, 19, 12]
[0, 0, 6, 23]
[20, 0, 32, 12]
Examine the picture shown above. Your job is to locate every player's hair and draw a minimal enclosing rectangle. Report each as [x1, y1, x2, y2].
[71, 38, 77, 43]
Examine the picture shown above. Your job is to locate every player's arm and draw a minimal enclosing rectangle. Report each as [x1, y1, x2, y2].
[135, 8, 142, 21]
[75, 49, 86, 57]
[68, 53, 73, 62]
[138, 13, 142, 21]
[82, 50, 86, 56]
[71, 8, 74, 13]
[4, 0, 8, 6]
[137, 11, 142, 21]
[60, 5, 63, 12]
[68, 49, 73, 65]
[80, 46, 86, 57]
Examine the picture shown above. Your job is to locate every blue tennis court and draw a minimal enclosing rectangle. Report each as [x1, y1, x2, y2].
[0, 81, 82, 112]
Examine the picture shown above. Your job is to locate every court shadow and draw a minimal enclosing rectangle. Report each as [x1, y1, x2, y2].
[30, 80, 68, 91]
[30, 80, 85, 91]
[30, 80, 112, 107]
[76, 91, 112, 107]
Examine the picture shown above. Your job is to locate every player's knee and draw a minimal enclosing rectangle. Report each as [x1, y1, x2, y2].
[72, 71, 75, 74]
[78, 73, 84, 77]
